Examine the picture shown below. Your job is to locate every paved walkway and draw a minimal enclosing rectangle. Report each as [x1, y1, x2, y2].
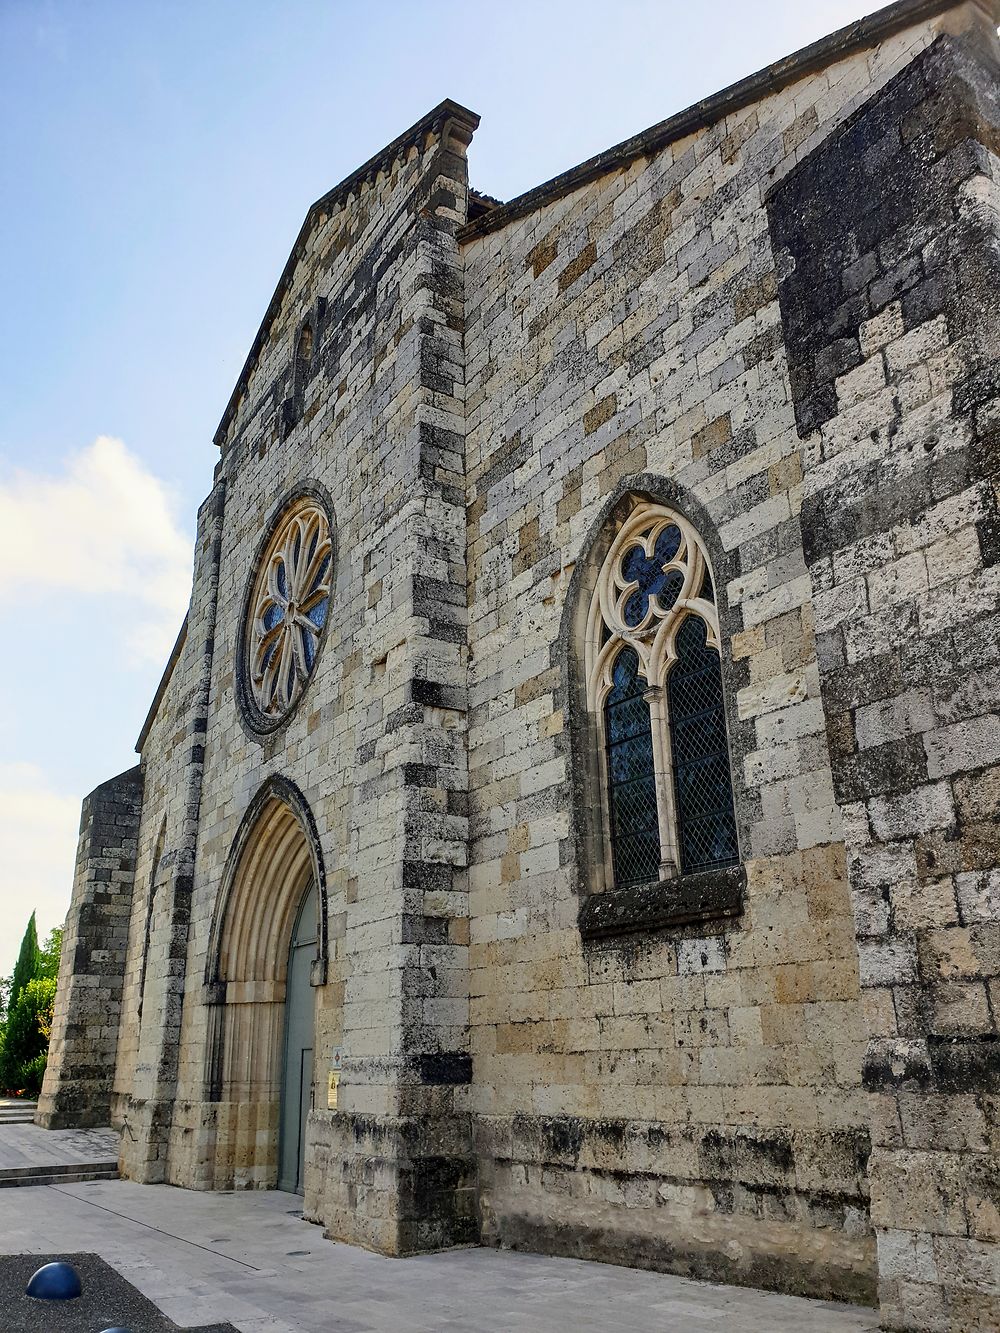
[0, 1121, 118, 1180]
[1, 1177, 879, 1332]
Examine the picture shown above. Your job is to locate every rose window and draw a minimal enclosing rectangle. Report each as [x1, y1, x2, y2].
[245, 500, 332, 722]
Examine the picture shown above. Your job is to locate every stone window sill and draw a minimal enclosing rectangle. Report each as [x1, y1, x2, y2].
[578, 864, 745, 939]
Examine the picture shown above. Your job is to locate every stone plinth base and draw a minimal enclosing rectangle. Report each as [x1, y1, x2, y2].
[305, 1110, 478, 1255]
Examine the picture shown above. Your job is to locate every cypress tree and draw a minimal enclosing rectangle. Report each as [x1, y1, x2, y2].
[0, 977, 53, 1093]
[9, 913, 40, 1012]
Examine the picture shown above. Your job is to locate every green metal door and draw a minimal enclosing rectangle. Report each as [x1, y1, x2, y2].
[278, 882, 316, 1194]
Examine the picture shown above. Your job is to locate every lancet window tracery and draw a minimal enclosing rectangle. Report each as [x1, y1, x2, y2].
[585, 501, 738, 886]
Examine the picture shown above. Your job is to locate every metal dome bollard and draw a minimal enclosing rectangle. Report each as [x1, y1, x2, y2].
[25, 1260, 83, 1299]
[100, 1328, 134, 1332]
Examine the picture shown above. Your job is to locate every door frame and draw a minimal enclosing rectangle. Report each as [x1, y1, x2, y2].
[278, 881, 318, 1194]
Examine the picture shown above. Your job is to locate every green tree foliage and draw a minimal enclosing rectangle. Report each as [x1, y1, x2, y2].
[0, 915, 62, 1095]
[9, 913, 40, 1012]
[0, 975, 56, 1094]
[39, 926, 63, 980]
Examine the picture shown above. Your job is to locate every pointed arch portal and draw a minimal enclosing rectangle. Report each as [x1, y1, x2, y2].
[205, 778, 326, 1191]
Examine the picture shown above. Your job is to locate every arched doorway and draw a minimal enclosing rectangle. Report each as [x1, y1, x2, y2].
[205, 780, 326, 1191]
[279, 881, 316, 1193]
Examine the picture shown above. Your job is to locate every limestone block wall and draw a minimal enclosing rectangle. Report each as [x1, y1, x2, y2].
[116, 477, 225, 1183]
[111, 634, 185, 1135]
[769, 20, 1000, 1330]
[458, 5, 961, 1305]
[37, 765, 143, 1129]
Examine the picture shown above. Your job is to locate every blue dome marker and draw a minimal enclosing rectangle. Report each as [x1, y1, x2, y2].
[25, 1260, 83, 1299]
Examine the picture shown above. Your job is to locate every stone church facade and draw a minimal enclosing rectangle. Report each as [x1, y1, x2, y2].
[38, 1, 1000, 1327]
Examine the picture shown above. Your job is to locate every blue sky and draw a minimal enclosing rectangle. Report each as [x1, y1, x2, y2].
[0, 0, 873, 972]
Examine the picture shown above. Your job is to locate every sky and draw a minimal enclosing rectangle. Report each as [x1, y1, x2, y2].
[0, 0, 880, 976]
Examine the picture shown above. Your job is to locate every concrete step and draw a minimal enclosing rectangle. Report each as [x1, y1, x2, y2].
[0, 1161, 119, 1188]
[0, 1102, 36, 1122]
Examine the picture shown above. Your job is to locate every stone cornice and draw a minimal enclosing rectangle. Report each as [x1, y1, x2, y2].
[135, 614, 188, 753]
[213, 97, 480, 449]
[458, 0, 999, 243]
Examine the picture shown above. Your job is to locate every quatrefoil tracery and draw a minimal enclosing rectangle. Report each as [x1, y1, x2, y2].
[586, 503, 720, 708]
[615, 522, 687, 632]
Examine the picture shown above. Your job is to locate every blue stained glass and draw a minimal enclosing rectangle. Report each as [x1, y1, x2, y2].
[302, 631, 315, 670]
[620, 526, 684, 625]
[667, 617, 738, 874]
[306, 600, 328, 629]
[604, 646, 661, 887]
[276, 561, 288, 599]
[623, 590, 645, 626]
[263, 604, 283, 632]
[292, 528, 302, 567]
[261, 643, 276, 670]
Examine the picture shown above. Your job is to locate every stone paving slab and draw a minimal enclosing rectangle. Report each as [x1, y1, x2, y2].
[0, 1253, 238, 1333]
[0, 1177, 881, 1333]
[0, 1121, 119, 1172]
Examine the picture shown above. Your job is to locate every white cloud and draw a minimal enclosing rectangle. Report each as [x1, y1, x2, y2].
[0, 763, 80, 978]
[0, 436, 193, 663]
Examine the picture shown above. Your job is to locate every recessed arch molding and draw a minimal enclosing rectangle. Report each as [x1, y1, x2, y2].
[206, 773, 328, 991]
[202, 775, 328, 1127]
[555, 472, 753, 937]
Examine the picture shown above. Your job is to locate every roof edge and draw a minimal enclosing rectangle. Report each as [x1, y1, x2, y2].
[135, 615, 189, 753]
[213, 97, 480, 449]
[458, 0, 989, 243]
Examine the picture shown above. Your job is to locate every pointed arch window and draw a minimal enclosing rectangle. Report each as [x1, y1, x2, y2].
[586, 502, 738, 886]
[604, 646, 659, 887]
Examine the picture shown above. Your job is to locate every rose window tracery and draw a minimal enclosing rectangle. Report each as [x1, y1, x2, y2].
[245, 500, 332, 722]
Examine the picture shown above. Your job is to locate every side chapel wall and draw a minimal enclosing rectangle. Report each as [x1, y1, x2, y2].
[458, 9, 958, 1302]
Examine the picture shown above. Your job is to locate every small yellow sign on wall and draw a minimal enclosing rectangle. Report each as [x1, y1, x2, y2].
[327, 1070, 340, 1110]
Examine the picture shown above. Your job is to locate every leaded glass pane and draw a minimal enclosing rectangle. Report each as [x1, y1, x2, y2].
[605, 647, 661, 887]
[668, 617, 738, 874]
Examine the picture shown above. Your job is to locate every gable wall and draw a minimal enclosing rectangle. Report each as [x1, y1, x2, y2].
[152, 111, 479, 1250]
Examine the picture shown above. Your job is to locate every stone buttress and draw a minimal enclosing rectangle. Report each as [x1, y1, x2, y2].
[36, 767, 143, 1129]
[769, 12, 1000, 1327]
